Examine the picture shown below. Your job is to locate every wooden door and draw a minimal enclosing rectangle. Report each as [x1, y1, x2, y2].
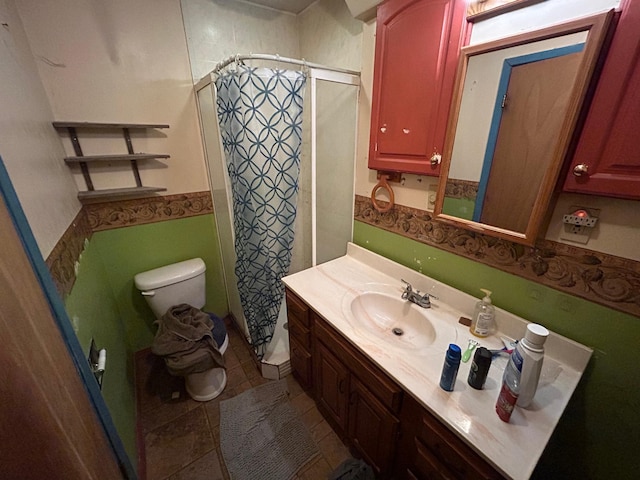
[315, 340, 350, 433]
[347, 376, 400, 477]
[480, 51, 582, 232]
[0, 196, 122, 479]
[368, 0, 468, 175]
[564, 0, 640, 199]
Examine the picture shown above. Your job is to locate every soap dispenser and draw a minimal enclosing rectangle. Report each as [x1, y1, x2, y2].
[470, 289, 495, 337]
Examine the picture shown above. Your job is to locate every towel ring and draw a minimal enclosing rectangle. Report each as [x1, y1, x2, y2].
[371, 174, 395, 213]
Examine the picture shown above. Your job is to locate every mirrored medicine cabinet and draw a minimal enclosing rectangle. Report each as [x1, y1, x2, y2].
[434, 11, 613, 246]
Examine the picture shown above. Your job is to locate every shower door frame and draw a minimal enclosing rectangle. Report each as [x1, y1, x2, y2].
[308, 68, 360, 266]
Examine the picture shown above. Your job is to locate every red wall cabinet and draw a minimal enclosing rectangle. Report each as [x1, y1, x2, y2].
[563, 0, 640, 199]
[368, 0, 468, 176]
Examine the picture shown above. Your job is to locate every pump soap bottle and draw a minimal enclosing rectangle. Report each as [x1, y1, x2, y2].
[470, 289, 495, 338]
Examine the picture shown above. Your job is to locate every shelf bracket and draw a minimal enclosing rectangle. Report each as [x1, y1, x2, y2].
[68, 126, 94, 191]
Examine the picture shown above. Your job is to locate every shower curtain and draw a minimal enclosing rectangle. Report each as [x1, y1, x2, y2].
[215, 65, 306, 359]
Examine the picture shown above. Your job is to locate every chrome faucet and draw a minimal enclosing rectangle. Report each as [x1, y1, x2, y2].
[401, 279, 437, 308]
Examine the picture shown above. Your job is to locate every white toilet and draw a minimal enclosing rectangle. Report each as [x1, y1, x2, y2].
[133, 258, 228, 401]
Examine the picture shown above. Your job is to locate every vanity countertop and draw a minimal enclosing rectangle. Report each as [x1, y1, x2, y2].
[282, 243, 592, 480]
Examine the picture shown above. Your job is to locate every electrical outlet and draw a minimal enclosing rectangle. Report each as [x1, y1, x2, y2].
[560, 205, 600, 244]
[426, 183, 438, 212]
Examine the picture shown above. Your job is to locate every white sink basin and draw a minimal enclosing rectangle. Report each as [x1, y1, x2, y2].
[342, 284, 458, 355]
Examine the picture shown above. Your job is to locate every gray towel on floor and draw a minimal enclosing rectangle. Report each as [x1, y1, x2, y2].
[152, 303, 225, 376]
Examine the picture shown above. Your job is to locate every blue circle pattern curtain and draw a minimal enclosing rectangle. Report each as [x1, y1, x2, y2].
[215, 66, 306, 359]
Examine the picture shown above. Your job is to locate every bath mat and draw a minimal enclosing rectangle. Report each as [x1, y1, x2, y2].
[219, 379, 319, 480]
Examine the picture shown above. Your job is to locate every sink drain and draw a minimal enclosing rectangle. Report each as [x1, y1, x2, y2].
[392, 327, 404, 336]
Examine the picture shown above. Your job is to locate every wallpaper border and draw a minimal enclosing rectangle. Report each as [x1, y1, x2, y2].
[46, 191, 213, 297]
[354, 195, 640, 318]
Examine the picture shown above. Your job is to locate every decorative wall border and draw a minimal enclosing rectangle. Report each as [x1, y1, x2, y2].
[354, 195, 640, 318]
[86, 191, 213, 232]
[45, 208, 93, 299]
[46, 191, 213, 297]
[445, 179, 479, 200]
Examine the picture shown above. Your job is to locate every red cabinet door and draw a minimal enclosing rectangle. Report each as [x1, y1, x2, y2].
[368, 0, 468, 176]
[563, 0, 640, 199]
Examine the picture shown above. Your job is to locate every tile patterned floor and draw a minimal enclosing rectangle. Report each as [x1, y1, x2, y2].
[136, 319, 351, 480]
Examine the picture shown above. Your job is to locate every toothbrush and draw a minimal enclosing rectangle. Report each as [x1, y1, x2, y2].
[490, 338, 518, 357]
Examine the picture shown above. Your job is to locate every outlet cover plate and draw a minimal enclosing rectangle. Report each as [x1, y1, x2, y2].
[560, 205, 600, 244]
[426, 183, 438, 212]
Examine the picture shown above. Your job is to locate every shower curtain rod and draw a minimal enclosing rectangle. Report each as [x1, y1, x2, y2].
[211, 53, 360, 76]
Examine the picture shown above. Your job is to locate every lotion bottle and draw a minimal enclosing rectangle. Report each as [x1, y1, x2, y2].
[470, 289, 495, 337]
[516, 323, 549, 407]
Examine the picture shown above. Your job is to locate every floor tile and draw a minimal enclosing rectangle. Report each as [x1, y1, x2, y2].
[284, 374, 304, 398]
[240, 359, 261, 380]
[290, 390, 315, 415]
[310, 419, 333, 443]
[248, 374, 271, 387]
[300, 405, 324, 431]
[297, 455, 333, 480]
[225, 364, 248, 389]
[317, 429, 351, 470]
[167, 450, 224, 480]
[144, 406, 215, 480]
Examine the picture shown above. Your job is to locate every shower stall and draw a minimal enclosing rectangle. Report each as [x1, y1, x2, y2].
[195, 56, 360, 377]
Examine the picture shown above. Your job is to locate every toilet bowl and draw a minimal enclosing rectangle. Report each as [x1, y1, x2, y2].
[134, 258, 228, 401]
[185, 331, 229, 401]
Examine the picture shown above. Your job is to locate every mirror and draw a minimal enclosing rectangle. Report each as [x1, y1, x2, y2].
[435, 12, 612, 245]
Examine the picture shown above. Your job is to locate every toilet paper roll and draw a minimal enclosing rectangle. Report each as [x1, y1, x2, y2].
[97, 349, 106, 371]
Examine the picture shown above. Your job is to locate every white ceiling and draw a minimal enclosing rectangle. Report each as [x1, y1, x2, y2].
[240, 0, 318, 14]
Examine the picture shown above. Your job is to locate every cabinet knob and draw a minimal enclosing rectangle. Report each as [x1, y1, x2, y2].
[430, 153, 442, 166]
[573, 164, 589, 176]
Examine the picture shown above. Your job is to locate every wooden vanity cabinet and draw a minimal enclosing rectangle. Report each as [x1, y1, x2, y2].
[314, 314, 402, 477]
[563, 0, 640, 199]
[368, 0, 468, 176]
[285, 289, 502, 479]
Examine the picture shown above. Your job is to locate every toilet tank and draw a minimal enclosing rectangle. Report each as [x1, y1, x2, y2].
[134, 258, 206, 318]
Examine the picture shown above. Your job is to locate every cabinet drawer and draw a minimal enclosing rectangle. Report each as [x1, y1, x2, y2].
[315, 315, 403, 413]
[286, 289, 310, 328]
[413, 436, 455, 480]
[288, 316, 311, 349]
[417, 410, 502, 480]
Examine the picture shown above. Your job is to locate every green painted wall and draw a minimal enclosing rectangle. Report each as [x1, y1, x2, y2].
[442, 196, 475, 221]
[63, 213, 228, 469]
[64, 237, 137, 468]
[354, 221, 639, 479]
[91, 214, 228, 353]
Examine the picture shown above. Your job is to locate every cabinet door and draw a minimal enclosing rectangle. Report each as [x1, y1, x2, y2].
[348, 376, 400, 477]
[563, 0, 640, 199]
[290, 336, 313, 390]
[286, 289, 313, 390]
[315, 340, 350, 432]
[398, 394, 503, 480]
[368, 0, 467, 175]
